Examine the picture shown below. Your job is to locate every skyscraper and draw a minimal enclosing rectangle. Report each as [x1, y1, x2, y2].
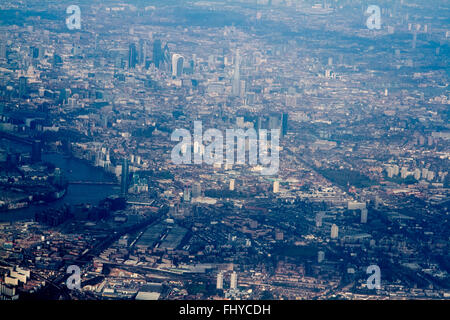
[121, 158, 129, 195]
[128, 43, 137, 69]
[315, 212, 323, 227]
[216, 272, 223, 290]
[282, 113, 288, 136]
[153, 39, 163, 68]
[230, 271, 237, 290]
[361, 208, 368, 224]
[31, 46, 39, 59]
[153, 39, 170, 70]
[162, 43, 171, 68]
[19, 77, 28, 98]
[331, 224, 339, 239]
[138, 39, 146, 66]
[273, 181, 279, 193]
[229, 179, 235, 191]
[232, 50, 240, 96]
[171, 54, 184, 77]
[192, 183, 201, 198]
[239, 79, 246, 98]
[183, 187, 191, 202]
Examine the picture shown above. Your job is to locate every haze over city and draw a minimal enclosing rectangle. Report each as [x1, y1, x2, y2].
[0, 0, 449, 302]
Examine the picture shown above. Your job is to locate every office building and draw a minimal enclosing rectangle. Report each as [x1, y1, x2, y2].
[282, 113, 288, 136]
[229, 179, 235, 191]
[268, 114, 281, 130]
[232, 49, 240, 96]
[152, 40, 162, 68]
[138, 39, 146, 66]
[315, 212, 323, 227]
[273, 181, 279, 193]
[128, 43, 137, 69]
[361, 208, 368, 224]
[19, 76, 28, 98]
[331, 224, 339, 239]
[216, 272, 223, 290]
[192, 183, 202, 198]
[230, 271, 237, 290]
[171, 54, 184, 77]
[275, 231, 283, 241]
[121, 158, 129, 195]
[183, 187, 191, 202]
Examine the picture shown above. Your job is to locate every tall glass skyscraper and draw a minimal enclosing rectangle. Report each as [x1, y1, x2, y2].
[153, 39, 163, 68]
[121, 158, 129, 196]
[128, 43, 137, 69]
[282, 113, 288, 136]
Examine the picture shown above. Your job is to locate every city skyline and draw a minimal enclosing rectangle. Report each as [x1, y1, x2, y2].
[0, 0, 448, 303]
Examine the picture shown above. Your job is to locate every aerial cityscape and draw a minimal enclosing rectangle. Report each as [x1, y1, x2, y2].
[0, 0, 449, 301]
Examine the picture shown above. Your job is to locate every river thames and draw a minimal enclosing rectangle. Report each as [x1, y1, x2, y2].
[0, 151, 119, 223]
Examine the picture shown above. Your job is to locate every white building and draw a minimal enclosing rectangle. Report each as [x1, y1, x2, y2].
[216, 272, 223, 290]
[171, 54, 184, 77]
[331, 224, 339, 239]
[230, 271, 238, 290]
[229, 179, 235, 191]
[273, 181, 280, 193]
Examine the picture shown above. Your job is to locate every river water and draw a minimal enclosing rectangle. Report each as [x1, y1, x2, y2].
[0, 151, 119, 223]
